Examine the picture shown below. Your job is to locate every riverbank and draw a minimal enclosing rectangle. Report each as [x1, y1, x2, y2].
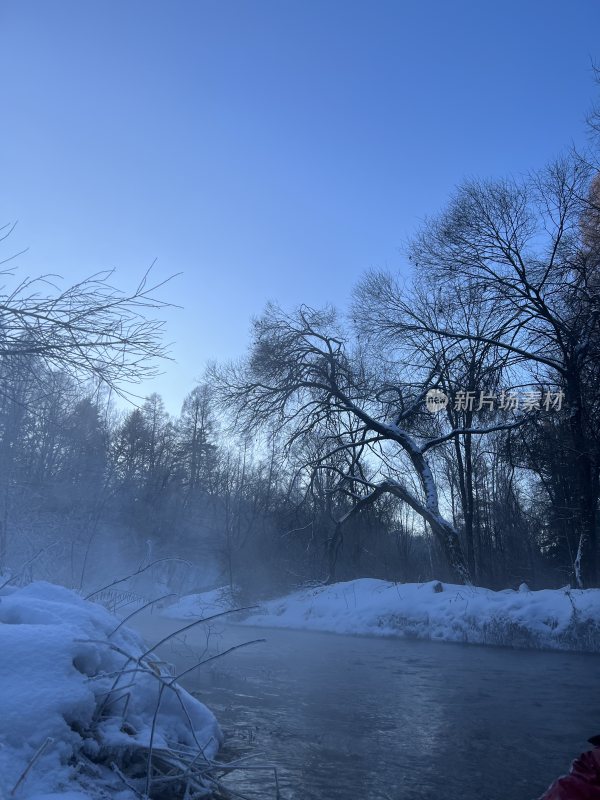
[0, 582, 222, 799]
[163, 578, 600, 653]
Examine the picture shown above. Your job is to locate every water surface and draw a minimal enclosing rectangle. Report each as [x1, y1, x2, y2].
[135, 615, 600, 800]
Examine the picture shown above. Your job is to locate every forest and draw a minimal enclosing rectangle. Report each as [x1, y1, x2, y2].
[2, 143, 600, 598]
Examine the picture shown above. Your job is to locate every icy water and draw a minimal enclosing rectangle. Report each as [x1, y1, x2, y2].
[135, 615, 600, 800]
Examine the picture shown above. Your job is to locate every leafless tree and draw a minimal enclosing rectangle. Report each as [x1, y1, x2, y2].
[0, 230, 171, 396]
[213, 304, 529, 584]
[386, 158, 600, 585]
[354, 272, 515, 583]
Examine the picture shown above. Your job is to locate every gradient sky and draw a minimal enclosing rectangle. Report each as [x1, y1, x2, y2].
[1, 0, 599, 412]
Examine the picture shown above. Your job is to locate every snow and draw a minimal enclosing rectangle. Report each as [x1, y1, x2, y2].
[165, 579, 600, 653]
[0, 581, 222, 799]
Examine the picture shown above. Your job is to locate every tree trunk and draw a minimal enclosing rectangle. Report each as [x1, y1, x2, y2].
[429, 516, 471, 585]
[568, 385, 599, 586]
[453, 431, 476, 580]
[326, 523, 343, 584]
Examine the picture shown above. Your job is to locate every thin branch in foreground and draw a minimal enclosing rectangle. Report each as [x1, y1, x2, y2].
[145, 638, 266, 797]
[84, 558, 191, 600]
[10, 737, 54, 796]
[109, 593, 177, 637]
[139, 605, 259, 662]
[0, 542, 60, 592]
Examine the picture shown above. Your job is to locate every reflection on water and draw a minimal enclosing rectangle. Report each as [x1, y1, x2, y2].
[139, 618, 600, 800]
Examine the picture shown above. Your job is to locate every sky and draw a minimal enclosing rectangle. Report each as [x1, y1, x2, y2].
[1, 0, 600, 413]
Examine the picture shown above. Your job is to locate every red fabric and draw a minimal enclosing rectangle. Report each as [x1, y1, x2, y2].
[540, 748, 600, 800]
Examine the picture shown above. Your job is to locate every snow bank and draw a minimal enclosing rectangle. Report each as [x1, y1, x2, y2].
[0, 582, 222, 799]
[239, 579, 600, 652]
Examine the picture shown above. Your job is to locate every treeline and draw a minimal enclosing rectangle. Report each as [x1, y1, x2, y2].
[0, 328, 594, 596]
[3, 95, 600, 594]
[210, 155, 600, 589]
[0, 365, 420, 596]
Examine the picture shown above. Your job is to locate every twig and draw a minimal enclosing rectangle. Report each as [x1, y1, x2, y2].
[10, 737, 54, 796]
[0, 543, 59, 592]
[169, 639, 266, 684]
[109, 593, 176, 636]
[84, 558, 191, 600]
[138, 606, 258, 661]
[145, 639, 266, 797]
[110, 762, 145, 799]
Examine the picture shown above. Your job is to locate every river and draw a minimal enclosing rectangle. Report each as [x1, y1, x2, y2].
[134, 614, 600, 800]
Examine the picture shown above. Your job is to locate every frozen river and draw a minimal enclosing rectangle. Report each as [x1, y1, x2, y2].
[135, 615, 600, 800]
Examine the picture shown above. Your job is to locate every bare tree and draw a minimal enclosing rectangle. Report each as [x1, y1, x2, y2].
[213, 305, 528, 584]
[0, 233, 170, 572]
[354, 273, 513, 583]
[0, 232, 171, 396]
[395, 158, 600, 585]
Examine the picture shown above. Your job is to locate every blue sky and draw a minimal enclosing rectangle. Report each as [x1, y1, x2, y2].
[1, 0, 599, 412]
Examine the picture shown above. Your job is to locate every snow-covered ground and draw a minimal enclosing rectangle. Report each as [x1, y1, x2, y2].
[4, 579, 594, 799]
[163, 579, 600, 652]
[0, 582, 222, 800]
